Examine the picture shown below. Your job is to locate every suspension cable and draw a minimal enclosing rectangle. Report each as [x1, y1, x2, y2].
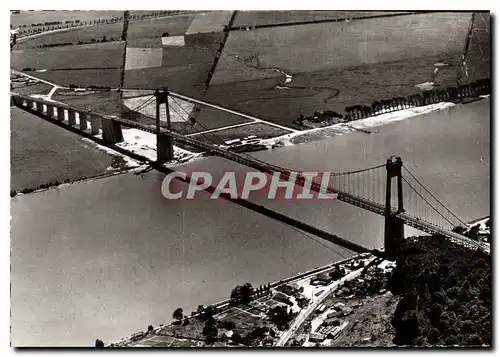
[401, 176, 457, 228]
[402, 166, 466, 226]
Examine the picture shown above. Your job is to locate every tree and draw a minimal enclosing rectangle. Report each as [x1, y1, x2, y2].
[95, 339, 105, 348]
[102, 36, 107, 43]
[202, 305, 217, 321]
[485, 219, 490, 228]
[173, 308, 183, 322]
[202, 318, 218, 344]
[147, 325, 154, 332]
[268, 306, 292, 329]
[230, 283, 254, 305]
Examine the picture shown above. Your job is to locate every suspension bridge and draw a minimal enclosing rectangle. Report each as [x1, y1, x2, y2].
[10, 89, 489, 257]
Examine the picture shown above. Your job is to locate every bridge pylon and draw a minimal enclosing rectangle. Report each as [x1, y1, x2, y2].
[384, 156, 405, 259]
[155, 88, 174, 165]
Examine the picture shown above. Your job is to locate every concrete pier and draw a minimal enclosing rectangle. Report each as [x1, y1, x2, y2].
[101, 119, 123, 143]
[157, 134, 174, 164]
[78, 111, 88, 131]
[26, 99, 34, 110]
[68, 109, 76, 126]
[89, 114, 101, 135]
[46, 105, 55, 118]
[57, 107, 65, 121]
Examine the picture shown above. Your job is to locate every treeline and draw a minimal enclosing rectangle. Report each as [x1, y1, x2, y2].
[15, 11, 197, 38]
[34, 35, 120, 49]
[68, 84, 112, 91]
[11, 178, 76, 197]
[294, 78, 491, 129]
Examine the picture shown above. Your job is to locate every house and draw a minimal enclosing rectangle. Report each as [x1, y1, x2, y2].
[309, 332, 326, 342]
[324, 317, 341, 327]
[224, 330, 234, 339]
[315, 304, 327, 313]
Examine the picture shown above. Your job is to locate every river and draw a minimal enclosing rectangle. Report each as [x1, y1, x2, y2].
[10, 98, 490, 346]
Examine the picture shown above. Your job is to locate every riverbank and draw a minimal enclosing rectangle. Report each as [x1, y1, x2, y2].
[108, 219, 490, 347]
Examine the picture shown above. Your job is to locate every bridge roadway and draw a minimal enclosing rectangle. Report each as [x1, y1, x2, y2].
[112, 116, 488, 253]
[11, 93, 488, 253]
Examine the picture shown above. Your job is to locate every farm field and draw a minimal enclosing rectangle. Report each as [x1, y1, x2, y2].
[123, 32, 225, 95]
[204, 52, 490, 127]
[127, 14, 195, 46]
[10, 107, 117, 191]
[10, 10, 125, 28]
[11, 42, 124, 71]
[186, 11, 234, 34]
[232, 10, 409, 28]
[16, 22, 124, 49]
[52, 90, 123, 115]
[35, 69, 122, 88]
[212, 12, 474, 85]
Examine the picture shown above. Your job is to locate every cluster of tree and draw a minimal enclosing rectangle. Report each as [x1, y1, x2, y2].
[388, 235, 491, 346]
[293, 79, 491, 129]
[292, 110, 344, 127]
[200, 305, 218, 344]
[267, 305, 294, 330]
[22, 67, 37, 72]
[229, 282, 272, 306]
[12, 178, 75, 196]
[67, 84, 112, 91]
[33, 36, 120, 49]
[35, 42, 73, 48]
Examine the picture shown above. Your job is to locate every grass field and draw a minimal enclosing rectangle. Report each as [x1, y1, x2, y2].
[186, 11, 233, 34]
[212, 12, 474, 85]
[16, 23, 124, 49]
[52, 90, 123, 114]
[204, 52, 490, 127]
[232, 11, 408, 28]
[36, 69, 122, 88]
[11, 42, 124, 71]
[123, 32, 224, 94]
[12, 82, 53, 96]
[10, 107, 117, 191]
[189, 122, 291, 143]
[10, 10, 125, 28]
[127, 14, 194, 44]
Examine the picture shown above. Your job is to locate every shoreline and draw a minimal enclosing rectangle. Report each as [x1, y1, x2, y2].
[110, 212, 489, 347]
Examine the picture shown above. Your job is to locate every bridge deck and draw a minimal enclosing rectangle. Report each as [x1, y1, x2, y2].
[11, 92, 488, 253]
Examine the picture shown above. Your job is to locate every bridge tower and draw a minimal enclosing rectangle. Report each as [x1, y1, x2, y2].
[384, 156, 405, 259]
[155, 88, 174, 165]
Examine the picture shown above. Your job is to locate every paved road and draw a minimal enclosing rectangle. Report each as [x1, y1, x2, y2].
[275, 262, 372, 347]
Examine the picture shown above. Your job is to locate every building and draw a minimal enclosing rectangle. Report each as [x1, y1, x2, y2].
[309, 332, 326, 342]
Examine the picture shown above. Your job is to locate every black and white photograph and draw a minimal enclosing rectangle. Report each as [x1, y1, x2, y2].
[8, 6, 491, 349]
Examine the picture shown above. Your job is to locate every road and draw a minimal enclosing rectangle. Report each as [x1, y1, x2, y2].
[275, 262, 373, 347]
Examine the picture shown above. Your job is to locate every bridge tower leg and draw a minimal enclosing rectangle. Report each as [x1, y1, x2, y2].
[102, 118, 124, 143]
[155, 88, 174, 165]
[384, 156, 405, 259]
